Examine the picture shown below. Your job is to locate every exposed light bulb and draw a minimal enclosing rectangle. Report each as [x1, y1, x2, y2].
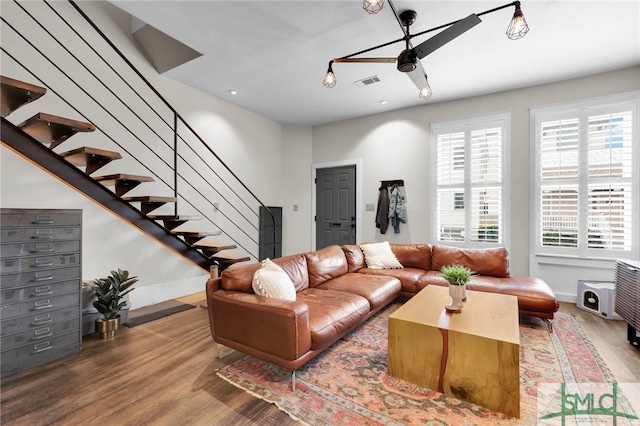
[419, 81, 433, 100]
[323, 63, 337, 88]
[506, 5, 529, 40]
[363, 0, 384, 14]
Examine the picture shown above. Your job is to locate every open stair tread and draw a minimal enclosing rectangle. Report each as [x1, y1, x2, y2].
[18, 112, 95, 149]
[93, 174, 155, 196]
[210, 253, 251, 263]
[146, 214, 201, 231]
[192, 240, 237, 251]
[123, 196, 177, 203]
[58, 147, 122, 175]
[171, 229, 222, 238]
[147, 214, 201, 221]
[93, 174, 155, 184]
[1, 76, 47, 118]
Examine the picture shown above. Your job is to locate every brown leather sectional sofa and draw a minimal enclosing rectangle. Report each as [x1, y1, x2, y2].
[205, 243, 559, 382]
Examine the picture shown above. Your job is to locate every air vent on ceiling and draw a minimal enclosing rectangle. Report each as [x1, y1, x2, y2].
[354, 75, 381, 87]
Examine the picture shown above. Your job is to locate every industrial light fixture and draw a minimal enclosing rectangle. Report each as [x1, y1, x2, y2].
[363, 0, 384, 14]
[324, 1, 529, 100]
[506, 2, 529, 40]
[322, 61, 336, 88]
[419, 77, 432, 100]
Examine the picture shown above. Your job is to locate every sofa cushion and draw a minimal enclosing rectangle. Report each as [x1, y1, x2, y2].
[431, 245, 511, 278]
[466, 276, 559, 314]
[252, 259, 297, 301]
[390, 244, 432, 270]
[358, 267, 427, 294]
[360, 241, 403, 269]
[274, 254, 310, 292]
[221, 262, 261, 293]
[342, 244, 366, 272]
[296, 288, 369, 350]
[416, 270, 449, 292]
[304, 245, 349, 287]
[316, 273, 401, 311]
[222, 254, 309, 293]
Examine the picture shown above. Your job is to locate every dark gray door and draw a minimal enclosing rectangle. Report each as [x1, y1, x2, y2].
[316, 165, 356, 249]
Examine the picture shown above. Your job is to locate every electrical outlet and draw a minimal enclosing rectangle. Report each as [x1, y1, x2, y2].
[365, 203, 375, 212]
[293, 204, 298, 212]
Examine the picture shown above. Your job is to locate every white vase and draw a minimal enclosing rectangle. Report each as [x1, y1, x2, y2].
[448, 284, 466, 310]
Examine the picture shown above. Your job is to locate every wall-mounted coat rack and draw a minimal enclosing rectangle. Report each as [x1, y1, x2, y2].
[379, 179, 404, 189]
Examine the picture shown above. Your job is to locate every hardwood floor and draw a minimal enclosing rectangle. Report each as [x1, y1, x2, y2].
[1, 296, 638, 425]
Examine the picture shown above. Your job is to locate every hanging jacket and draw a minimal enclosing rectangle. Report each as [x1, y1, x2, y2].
[375, 185, 390, 234]
[388, 185, 407, 233]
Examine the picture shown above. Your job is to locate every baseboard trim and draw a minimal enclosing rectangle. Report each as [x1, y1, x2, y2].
[129, 274, 208, 309]
[555, 292, 577, 304]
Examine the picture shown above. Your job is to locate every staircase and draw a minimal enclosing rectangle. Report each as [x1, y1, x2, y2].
[1, 1, 280, 274]
[1, 75, 252, 272]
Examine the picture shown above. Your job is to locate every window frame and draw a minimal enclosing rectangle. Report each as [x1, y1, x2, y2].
[430, 112, 511, 249]
[531, 92, 639, 260]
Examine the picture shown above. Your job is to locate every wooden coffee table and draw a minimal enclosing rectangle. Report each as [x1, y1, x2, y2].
[388, 285, 520, 418]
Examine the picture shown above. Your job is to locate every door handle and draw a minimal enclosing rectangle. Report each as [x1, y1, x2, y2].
[329, 223, 341, 227]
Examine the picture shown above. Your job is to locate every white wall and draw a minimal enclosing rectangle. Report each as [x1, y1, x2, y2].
[0, 1, 287, 308]
[312, 66, 640, 301]
[281, 126, 313, 255]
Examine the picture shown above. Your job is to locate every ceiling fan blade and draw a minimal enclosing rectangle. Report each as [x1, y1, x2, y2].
[334, 58, 397, 64]
[407, 61, 428, 91]
[413, 14, 482, 60]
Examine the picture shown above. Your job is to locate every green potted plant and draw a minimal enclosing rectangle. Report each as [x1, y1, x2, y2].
[440, 264, 472, 312]
[90, 268, 137, 339]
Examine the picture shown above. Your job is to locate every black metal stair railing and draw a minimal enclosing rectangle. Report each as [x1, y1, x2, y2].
[0, 0, 278, 267]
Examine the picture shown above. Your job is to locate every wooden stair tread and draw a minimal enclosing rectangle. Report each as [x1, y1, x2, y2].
[93, 174, 155, 196]
[210, 253, 251, 263]
[93, 174, 155, 184]
[59, 147, 122, 175]
[147, 214, 201, 231]
[18, 112, 95, 149]
[1, 76, 47, 118]
[171, 229, 221, 237]
[147, 215, 201, 221]
[192, 241, 236, 251]
[123, 196, 177, 203]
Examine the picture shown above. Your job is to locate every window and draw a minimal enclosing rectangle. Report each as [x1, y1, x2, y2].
[454, 192, 464, 209]
[533, 93, 639, 258]
[431, 113, 509, 247]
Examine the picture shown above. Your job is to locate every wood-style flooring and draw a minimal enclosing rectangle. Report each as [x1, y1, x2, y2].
[1, 295, 638, 425]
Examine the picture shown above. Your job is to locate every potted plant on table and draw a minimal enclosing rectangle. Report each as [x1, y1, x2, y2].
[440, 264, 472, 313]
[90, 268, 138, 339]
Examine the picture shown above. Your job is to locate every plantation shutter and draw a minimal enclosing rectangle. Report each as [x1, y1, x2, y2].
[534, 96, 637, 258]
[586, 111, 633, 251]
[470, 128, 502, 242]
[433, 115, 507, 246]
[539, 117, 580, 248]
[436, 132, 465, 242]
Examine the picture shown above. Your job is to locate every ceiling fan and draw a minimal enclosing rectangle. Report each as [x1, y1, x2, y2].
[323, 0, 529, 100]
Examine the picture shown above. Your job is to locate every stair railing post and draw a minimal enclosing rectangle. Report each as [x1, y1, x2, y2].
[173, 112, 178, 217]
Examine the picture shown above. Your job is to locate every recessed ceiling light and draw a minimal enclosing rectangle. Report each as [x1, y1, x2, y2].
[228, 90, 237, 95]
[379, 100, 387, 105]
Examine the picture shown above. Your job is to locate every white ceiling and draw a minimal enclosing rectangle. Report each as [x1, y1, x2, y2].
[109, 1, 640, 126]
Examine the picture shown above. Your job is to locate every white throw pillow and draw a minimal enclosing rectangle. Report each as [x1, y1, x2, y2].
[360, 241, 403, 270]
[252, 258, 297, 301]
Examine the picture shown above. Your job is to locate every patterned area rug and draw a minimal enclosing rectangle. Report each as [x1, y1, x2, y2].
[216, 304, 635, 425]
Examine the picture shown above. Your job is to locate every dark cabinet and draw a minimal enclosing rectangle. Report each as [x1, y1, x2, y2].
[259, 206, 282, 260]
[1, 209, 82, 377]
[614, 259, 640, 345]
